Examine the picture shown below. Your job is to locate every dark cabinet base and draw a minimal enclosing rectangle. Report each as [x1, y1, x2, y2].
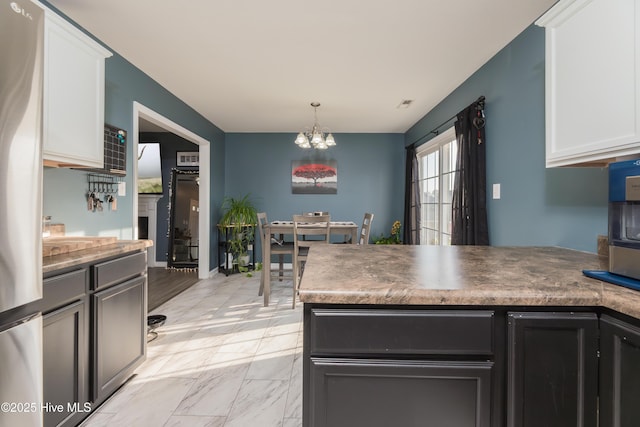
[506, 312, 598, 427]
[309, 358, 493, 427]
[92, 275, 147, 404]
[43, 299, 88, 427]
[304, 306, 498, 427]
[600, 314, 640, 427]
[43, 250, 148, 426]
[304, 305, 606, 427]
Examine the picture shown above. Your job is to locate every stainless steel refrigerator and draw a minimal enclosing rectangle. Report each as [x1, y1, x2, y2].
[0, 0, 45, 426]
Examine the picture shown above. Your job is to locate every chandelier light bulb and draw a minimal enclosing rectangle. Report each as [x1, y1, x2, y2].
[325, 133, 336, 146]
[295, 132, 307, 146]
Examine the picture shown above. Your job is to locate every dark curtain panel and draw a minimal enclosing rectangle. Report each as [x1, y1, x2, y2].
[451, 98, 489, 245]
[403, 145, 420, 244]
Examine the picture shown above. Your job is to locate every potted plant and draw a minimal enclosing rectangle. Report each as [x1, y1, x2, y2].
[218, 194, 258, 270]
[374, 220, 403, 244]
[228, 227, 252, 265]
[219, 194, 258, 228]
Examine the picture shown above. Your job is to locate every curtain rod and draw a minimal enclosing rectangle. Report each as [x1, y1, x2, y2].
[407, 96, 485, 148]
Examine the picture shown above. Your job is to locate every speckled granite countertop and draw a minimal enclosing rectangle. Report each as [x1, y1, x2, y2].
[43, 240, 152, 274]
[298, 245, 640, 319]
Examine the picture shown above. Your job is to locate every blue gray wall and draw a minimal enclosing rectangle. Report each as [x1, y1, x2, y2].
[406, 25, 608, 252]
[42, 4, 608, 264]
[224, 133, 405, 260]
[41, 1, 225, 270]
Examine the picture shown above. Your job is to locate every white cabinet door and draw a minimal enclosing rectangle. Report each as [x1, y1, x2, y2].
[537, 0, 640, 167]
[43, 10, 111, 168]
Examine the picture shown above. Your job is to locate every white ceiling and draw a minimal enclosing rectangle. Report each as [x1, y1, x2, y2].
[48, 0, 556, 134]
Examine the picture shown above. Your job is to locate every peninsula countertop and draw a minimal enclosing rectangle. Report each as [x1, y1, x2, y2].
[298, 245, 640, 319]
[43, 239, 152, 274]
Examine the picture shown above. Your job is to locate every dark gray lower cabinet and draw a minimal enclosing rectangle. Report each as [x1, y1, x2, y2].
[309, 358, 493, 427]
[599, 314, 640, 427]
[42, 251, 147, 425]
[304, 306, 611, 427]
[92, 275, 146, 403]
[506, 312, 598, 427]
[43, 299, 89, 427]
[42, 267, 89, 427]
[304, 307, 496, 427]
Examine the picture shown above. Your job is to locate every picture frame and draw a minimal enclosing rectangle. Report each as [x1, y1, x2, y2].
[292, 160, 337, 194]
[176, 151, 199, 166]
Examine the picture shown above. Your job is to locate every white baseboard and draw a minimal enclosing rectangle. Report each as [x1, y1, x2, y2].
[148, 261, 167, 268]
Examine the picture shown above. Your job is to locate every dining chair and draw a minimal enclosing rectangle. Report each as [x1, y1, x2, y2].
[292, 214, 331, 308]
[257, 212, 294, 300]
[359, 212, 374, 245]
[341, 212, 374, 244]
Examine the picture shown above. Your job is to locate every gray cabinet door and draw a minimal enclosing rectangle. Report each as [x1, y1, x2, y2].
[92, 276, 146, 403]
[507, 312, 598, 427]
[43, 299, 88, 427]
[309, 358, 493, 427]
[599, 314, 640, 427]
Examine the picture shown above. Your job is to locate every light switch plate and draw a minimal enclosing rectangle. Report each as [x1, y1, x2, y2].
[493, 183, 501, 199]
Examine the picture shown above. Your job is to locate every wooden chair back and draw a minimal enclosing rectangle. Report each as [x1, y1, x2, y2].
[293, 214, 331, 247]
[257, 212, 269, 242]
[291, 214, 330, 308]
[257, 212, 294, 305]
[359, 213, 374, 245]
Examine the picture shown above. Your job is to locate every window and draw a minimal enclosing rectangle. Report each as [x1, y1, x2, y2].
[417, 127, 458, 245]
[137, 143, 163, 194]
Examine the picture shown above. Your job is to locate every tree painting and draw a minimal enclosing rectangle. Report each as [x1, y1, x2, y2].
[292, 160, 337, 194]
[293, 163, 336, 185]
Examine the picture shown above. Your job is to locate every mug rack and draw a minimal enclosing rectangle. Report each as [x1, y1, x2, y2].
[87, 173, 123, 212]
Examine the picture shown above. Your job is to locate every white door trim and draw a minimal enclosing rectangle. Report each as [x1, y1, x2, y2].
[132, 102, 211, 279]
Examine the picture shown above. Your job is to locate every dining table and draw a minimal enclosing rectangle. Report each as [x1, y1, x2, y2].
[261, 220, 359, 306]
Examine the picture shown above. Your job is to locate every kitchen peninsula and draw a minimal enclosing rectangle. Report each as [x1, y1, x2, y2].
[42, 238, 151, 427]
[299, 245, 640, 427]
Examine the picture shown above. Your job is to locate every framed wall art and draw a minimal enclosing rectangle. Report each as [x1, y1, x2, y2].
[292, 160, 337, 194]
[177, 151, 199, 166]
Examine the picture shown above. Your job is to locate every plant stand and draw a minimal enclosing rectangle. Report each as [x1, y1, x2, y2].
[217, 224, 256, 276]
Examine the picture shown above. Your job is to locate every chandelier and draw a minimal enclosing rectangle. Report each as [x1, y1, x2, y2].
[294, 102, 336, 150]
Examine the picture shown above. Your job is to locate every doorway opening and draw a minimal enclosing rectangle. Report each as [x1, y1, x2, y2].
[132, 102, 211, 279]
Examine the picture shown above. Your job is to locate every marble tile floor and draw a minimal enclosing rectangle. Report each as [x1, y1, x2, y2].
[80, 273, 303, 427]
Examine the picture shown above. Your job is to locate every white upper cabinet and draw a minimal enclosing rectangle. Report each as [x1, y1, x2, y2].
[536, 0, 640, 167]
[43, 8, 112, 168]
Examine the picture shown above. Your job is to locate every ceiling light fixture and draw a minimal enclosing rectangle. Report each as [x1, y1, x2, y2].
[294, 102, 336, 150]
